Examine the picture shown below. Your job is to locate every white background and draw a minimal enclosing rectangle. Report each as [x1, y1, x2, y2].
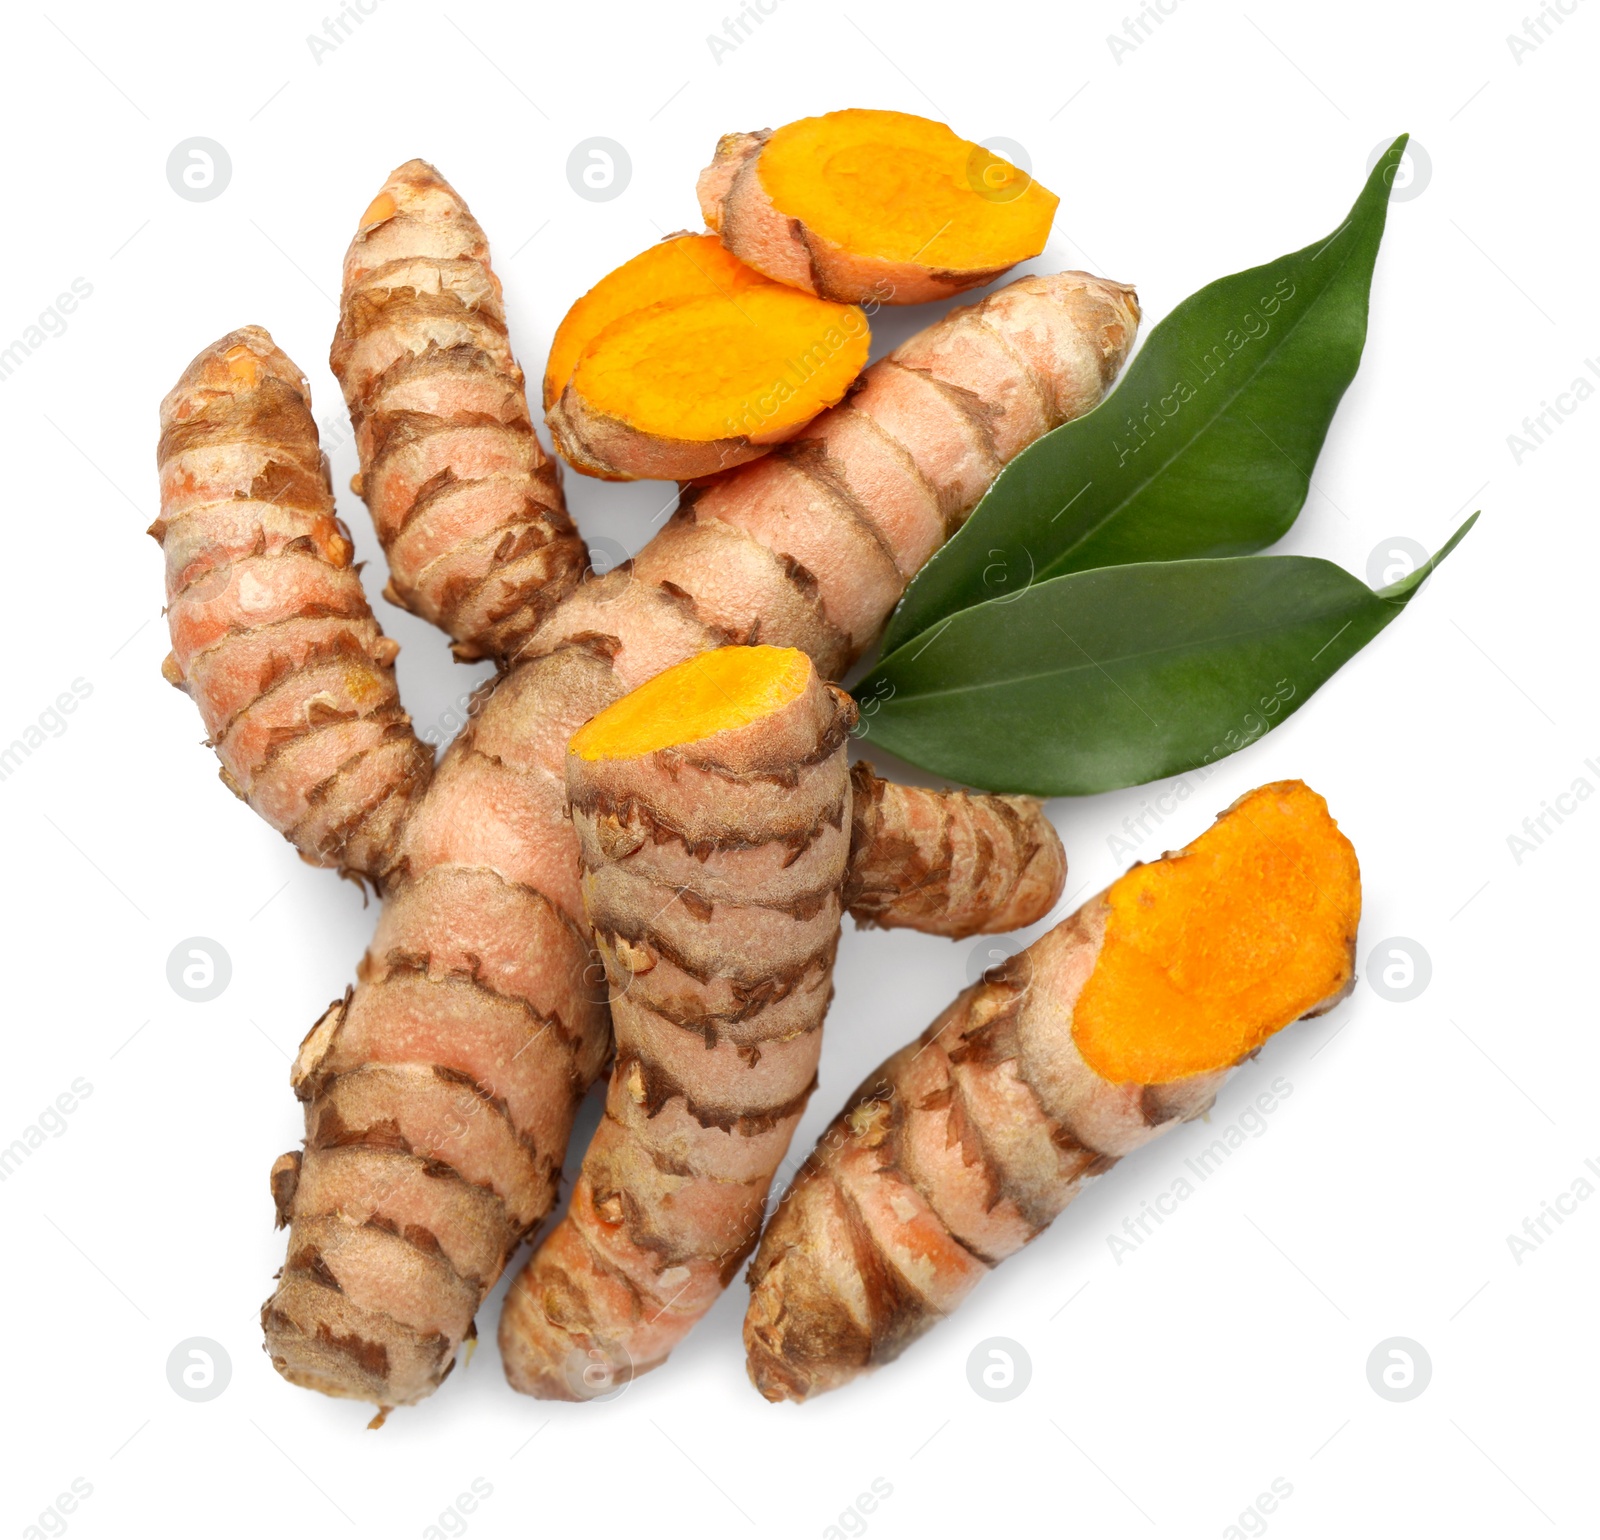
[1, 2, 1594, 1536]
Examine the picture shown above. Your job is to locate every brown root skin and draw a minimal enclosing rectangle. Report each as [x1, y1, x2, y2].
[154, 326, 432, 882]
[533, 272, 1142, 680]
[743, 781, 1360, 1402]
[499, 655, 1067, 1399]
[546, 387, 777, 484]
[698, 112, 1059, 305]
[844, 763, 1065, 937]
[501, 649, 854, 1397]
[224, 265, 1135, 1414]
[331, 159, 588, 664]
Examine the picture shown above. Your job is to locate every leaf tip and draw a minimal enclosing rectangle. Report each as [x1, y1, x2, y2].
[1377, 510, 1478, 602]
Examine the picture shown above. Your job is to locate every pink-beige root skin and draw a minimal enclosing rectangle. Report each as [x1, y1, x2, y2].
[546, 271, 1141, 683]
[498, 667, 856, 1398]
[262, 643, 618, 1409]
[154, 326, 432, 879]
[255, 267, 1134, 1412]
[744, 873, 1354, 1404]
[697, 129, 1018, 306]
[546, 385, 797, 485]
[331, 160, 588, 663]
[844, 763, 1065, 937]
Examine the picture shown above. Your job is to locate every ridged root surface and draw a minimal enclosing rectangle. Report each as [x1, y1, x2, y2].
[256, 264, 1135, 1413]
[744, 781, 1361, 1402]
[331, 159, 588, 664]
[153, 326, 432, 880]
[500, 648, 855, 1397]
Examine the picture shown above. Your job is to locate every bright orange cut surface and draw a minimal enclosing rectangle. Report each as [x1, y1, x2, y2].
[543, 234, 763, 410]
[1072, 781, 1360, 1084]
[757, 109, 1058, 270]
[571, 286, 868, 444]
[570, 646, 811, 762]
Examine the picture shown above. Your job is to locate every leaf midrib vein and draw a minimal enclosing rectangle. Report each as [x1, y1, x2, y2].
[1036, 227, 1370, 579]
[876, 600, 1379, 705]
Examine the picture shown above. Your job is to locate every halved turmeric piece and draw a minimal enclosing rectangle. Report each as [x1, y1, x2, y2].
[542, 234, 763, 412]
[697, 109, 1060, 305]
[1073, 780, 1361, 1082]
[743, 779, 1361, 1402]
[544, 233, 869, 482]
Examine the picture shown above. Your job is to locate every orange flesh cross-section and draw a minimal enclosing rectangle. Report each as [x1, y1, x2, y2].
[569, 645, 810, 762]
[543, 234, 763, 410]
[544, 233, 867, 442]
[1072, 780, 1361, 1084]
[757, 109, 1059, 270]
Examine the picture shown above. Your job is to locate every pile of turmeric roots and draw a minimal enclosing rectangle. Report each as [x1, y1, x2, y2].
[152, 110, 1362, 1417]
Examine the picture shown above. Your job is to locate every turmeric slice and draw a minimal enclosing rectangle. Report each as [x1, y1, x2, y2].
[545, 235, 869, 482]
[698, 109, 1060, 306]
[743, 780, 1360, 1403]
[542, 233, 763, 410]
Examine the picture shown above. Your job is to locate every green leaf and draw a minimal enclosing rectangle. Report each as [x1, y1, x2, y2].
[853, 514, 1474, 797]
[880, 135, 1409, 657]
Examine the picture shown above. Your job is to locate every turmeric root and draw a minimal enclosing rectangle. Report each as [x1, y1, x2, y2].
[153, 327, 432, 879]
[844, 763, 1065, 937]
[743, 780, 1360, 1402]
[697, 110, 1059, 306]
[498, 646, 854, 1397]
[331, 160, 587, 664]
[156, 261, 1129, 1410]
[544, 233, 869, 482]
[498, 650, 1065, 1398]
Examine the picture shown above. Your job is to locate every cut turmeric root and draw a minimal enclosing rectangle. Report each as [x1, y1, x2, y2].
[697, 109, 1060, 306]
[500, 646, 853, 1397]
[743, 781, 1360, 1402]
[499, 647, 1065, 1398]
[542, 234, 764, 412]
[545, 233, 869, 482]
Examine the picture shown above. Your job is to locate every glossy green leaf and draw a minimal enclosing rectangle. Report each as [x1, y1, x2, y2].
[853, 514, 1473, 797]
[881, 136, 1409, 656]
